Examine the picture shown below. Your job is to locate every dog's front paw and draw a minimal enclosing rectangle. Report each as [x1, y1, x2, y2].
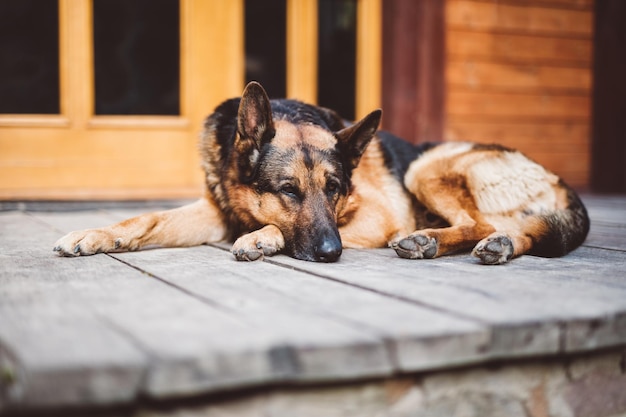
[391, 233, 438, 259]
[231, 226, 284, 262]
[472, 233, 514, 265]
[54, 230, 121, 257]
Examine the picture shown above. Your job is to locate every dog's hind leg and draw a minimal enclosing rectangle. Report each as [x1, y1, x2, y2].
[473, 186, 590, 265]
[54, 195, 227, 256]
[392, 174, 497, 260]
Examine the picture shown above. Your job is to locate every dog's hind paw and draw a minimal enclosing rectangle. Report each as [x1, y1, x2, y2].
[391, 234, 438, 259]
[472, 233, 514, 265]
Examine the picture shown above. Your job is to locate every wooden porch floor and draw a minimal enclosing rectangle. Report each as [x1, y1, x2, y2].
[0, 195, 625, 414]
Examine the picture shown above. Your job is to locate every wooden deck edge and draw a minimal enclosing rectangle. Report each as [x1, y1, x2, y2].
[3, 347, 624, 417]
[139, 347, 626, 417]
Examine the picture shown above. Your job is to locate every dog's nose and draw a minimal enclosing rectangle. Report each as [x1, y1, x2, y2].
[314, 237, 342, 262]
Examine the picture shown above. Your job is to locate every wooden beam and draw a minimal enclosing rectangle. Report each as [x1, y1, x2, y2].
[355, 0, 382, 119]
[381, 0, 445, 143]
[286, 0, 318, 103]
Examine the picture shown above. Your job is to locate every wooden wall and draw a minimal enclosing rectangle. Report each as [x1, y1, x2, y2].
[444, 0, 594, 189]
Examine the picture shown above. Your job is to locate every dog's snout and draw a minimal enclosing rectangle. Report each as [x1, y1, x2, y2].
[314, 235, 342, 262]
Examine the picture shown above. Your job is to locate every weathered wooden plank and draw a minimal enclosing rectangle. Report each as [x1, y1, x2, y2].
[583, 195, 626, 225]
[111, 246, 490, 376]
[0, 199, 193, 213]
[581, 195, 626, 252]
[0, 212, 147, 410]
[37, 212, 395, 390]
[584, 223, 626, 252]
[0, 305, 145, 410]
[6, 212, 359, 406]
[33, 212, 420, 394]
[266, 245, 626, 358]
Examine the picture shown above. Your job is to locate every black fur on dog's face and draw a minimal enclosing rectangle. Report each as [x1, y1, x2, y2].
[227, 82, 381, 262]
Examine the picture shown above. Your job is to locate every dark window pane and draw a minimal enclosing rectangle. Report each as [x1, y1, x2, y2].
[0, 0, 60, 114]
[245, 0, 286, 99]
[93, 0, 180, 115]
[318, 0, 356, 120]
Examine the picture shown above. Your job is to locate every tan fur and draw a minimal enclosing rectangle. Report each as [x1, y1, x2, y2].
[339, 138, 416, 248]
[272, 120, 337, 149]
[392, 142, 582, 263]
[54, 196, 226, 255]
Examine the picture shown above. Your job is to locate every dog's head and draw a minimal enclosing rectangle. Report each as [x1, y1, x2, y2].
[227, 82, 381, 262]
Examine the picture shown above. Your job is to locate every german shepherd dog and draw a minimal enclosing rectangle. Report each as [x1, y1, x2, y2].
[54, 82, 589, 264]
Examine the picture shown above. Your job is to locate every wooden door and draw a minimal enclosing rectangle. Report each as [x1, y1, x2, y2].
[0, 0, 244, 200]
[0, 0, 381, 200]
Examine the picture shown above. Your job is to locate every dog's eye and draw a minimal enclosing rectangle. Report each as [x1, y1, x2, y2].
[280, 184, 298, 198]
[326, 180, 340, 194]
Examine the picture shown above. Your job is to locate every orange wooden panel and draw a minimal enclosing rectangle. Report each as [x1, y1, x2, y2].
[287, 0, 318, 103]
[447, 30, 592, 66]
[355, 0, 382, 119]
[447, 91, 590, 119]
[443, 0, 594, 189]
[445, 121, 589, 153]
[447, 0, 593, 36]
[446, 61, 592, 92]
[0, 0, 244, 200]
[488, 0, 593, 10]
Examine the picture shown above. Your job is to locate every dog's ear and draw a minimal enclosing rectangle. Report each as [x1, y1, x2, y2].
[335, 109, 382, 174]
[237, 82, 275, 146]
[235, 82, 275, 179]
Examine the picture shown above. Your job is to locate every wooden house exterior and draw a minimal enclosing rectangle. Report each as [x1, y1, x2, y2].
[0, 0, 620, 199]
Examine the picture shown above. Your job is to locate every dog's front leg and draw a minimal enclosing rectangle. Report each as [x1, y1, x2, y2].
[231, 225, 285, 261]
[54, 197, 227, 256]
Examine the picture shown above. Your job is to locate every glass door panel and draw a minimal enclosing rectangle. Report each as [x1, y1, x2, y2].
[244, 0, 286, 99]
[318, 0, 356, 120]
[0, 0, 244, 200]
[93, 0, 180, 115]
[0, 0, 60, 114]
